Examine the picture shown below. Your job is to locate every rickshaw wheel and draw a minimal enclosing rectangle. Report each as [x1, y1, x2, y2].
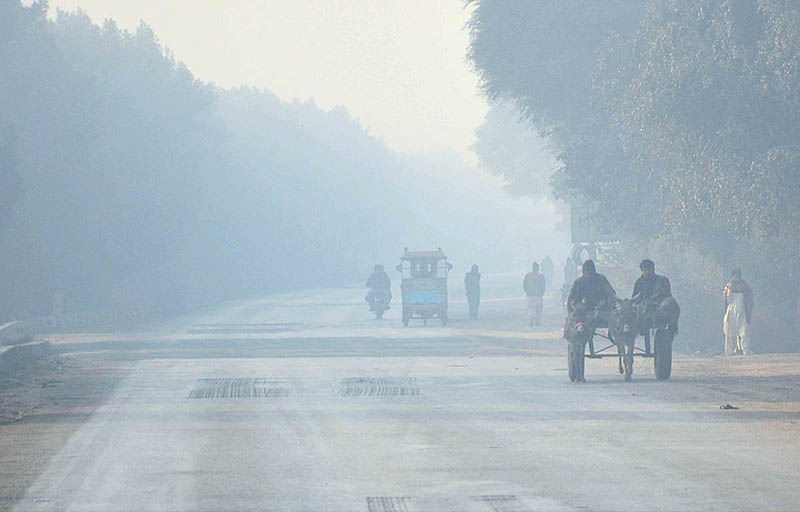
[440, 314, 448, 326]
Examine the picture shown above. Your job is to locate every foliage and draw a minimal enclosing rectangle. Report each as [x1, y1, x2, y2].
[473, 100, 560, 199]
[0, 123, 20, 229]
[468, 0, 800, 351]
[0, 2, 425, 317]
[600, 1, 800, 293]
[467, 0, 650, 236]
[0, 0, 550, 320]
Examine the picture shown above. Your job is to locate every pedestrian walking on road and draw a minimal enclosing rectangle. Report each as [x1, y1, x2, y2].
[524, 262, 546, 326]
[464, 264, 481, 320]
[723, 268, 754, 355]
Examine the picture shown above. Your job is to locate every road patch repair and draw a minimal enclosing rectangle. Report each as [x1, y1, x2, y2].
[187, 378, 290, 398]
[336, 377, 419, 397]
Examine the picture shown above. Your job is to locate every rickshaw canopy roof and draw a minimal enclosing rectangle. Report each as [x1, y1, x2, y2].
[400, 249, 447, 261]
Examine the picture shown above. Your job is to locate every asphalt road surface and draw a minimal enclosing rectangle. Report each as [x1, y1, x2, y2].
[6, 278, 800, 511]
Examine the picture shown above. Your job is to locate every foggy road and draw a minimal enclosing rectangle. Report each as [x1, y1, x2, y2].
[10, 284, 800, 512]
[5, 1, 800, 510]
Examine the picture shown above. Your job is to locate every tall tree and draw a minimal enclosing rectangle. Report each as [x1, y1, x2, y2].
[467, 0, 649, 236]
[473, 100, 559, 199]
[0, 123, 20, 232]
[468, 0, 800, 350]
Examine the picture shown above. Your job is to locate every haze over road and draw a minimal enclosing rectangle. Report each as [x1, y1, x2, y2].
[9, 277, 800, 511]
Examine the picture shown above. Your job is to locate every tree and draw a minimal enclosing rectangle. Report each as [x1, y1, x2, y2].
[468, 0, 800, 351]
[467, 1, 649, 236]
[0, 124, 20, 231]
[473, 100, 559, 199]
[598, 0, 800, 303]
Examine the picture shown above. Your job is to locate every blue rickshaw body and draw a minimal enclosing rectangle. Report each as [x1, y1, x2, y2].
[397, 249, 452, 326]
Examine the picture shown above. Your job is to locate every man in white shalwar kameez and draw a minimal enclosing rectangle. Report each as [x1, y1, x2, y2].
[723, 269, 754, 355]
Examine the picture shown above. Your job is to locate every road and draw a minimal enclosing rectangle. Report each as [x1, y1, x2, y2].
[5, 278, 800, 511]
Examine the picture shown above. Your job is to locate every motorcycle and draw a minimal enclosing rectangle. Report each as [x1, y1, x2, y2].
[367, 290, 391, 319]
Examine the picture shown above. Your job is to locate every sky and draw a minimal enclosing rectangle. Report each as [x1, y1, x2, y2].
[41, 0, 489, 162]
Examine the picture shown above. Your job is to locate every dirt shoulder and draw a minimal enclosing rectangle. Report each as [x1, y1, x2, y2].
[0, 355, 131, 511]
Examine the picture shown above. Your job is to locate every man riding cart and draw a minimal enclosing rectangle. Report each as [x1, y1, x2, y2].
[566, 260, 617, 322]
[632, 259, 680, 337]
[564, 259, 680, 382]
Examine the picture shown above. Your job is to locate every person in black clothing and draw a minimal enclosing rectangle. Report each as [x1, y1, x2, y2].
[366, 264, 391, 310]
[632, 259, 680, 335]
[632, 259, 671, 304]
[567, 259, 617, 315]
[464, 264, 481, 320]
[563, 260, 617, 380]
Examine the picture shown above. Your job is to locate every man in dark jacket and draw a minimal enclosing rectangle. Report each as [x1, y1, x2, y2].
[632, 259, 671, 304]
[366, 264, 391, 311]
[524, 262, 546, 326]
[567, 259, 617, 316]
[464, 264, 481, 320]
[632, 259, 680, 335]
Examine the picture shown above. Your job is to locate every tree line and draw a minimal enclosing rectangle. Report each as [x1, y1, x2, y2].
[468, 0, 800, 352]
[0, 0, 553, 322]
[0, 1, 414, 319]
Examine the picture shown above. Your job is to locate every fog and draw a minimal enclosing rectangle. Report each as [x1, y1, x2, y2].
[5, 0, 799, 354]
[467, 0, 800, 353]
[0, 1, 566, 322]
[4, 3, 800, 510]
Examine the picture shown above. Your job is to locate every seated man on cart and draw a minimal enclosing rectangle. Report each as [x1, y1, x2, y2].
[566, 259, 617, 326]
[632, 259, 679, 336]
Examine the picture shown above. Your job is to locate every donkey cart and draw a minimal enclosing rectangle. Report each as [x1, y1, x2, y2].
[565, 302, 675, 383]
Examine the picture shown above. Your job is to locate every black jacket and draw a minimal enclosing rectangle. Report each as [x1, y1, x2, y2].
[367, 271, 390, 291]
[632, 274, 672, 304]
[567, 273, 616, 312]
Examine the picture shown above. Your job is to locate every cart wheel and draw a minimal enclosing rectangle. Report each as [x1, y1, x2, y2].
[654, 329, 672, 380]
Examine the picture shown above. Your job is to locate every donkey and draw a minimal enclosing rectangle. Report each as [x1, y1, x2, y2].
[564, 301, 597, 383]
[609, 298, 650, 382]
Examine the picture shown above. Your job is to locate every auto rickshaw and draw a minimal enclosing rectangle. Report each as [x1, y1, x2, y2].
[396, 248, 452, 326]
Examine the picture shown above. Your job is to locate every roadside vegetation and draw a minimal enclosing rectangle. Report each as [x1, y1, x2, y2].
[0, 1, 551, 324]
[0, 1, 411, 318]
[468, 0, 800, 353]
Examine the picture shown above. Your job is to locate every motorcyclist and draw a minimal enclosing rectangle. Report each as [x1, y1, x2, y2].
[365, 264, 391, 311]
